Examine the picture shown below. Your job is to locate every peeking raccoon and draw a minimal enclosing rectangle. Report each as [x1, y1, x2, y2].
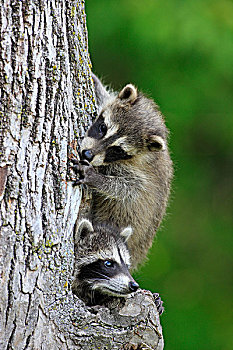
[73, 74, 173, 270]
[72, 219, 139, 305]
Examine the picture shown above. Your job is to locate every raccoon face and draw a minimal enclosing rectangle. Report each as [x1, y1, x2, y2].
[78, 257, 139, 297]
[81, 108, 135, 166]
[81, 84, 166, 166]
[74, 219, 139, 298]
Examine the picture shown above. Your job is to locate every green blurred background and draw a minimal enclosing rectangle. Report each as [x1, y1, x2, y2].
[86, 1, 233, 349]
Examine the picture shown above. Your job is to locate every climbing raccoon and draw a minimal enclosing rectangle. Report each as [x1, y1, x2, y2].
[72, 219, 139, 305]
[73, 74, 173, 270]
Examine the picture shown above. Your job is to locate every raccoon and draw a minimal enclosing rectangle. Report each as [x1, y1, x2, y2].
[72, 219, 139, 305]
[73, 74, 173, 270]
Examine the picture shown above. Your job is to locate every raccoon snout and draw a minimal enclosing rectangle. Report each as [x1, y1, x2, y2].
[82, 150, 94, 162]
[128, 281, 139, 292]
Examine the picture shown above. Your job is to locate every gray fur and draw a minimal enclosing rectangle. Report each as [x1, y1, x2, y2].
[74, 74, 173, 271]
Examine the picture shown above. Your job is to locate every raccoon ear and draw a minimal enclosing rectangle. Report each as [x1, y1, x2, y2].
[75, 219, 94, 241]
[92, 73, 111, 110]
[118, 84, 138, 104]
[120, 226, 133, 242]
[147, 135, 166, 152]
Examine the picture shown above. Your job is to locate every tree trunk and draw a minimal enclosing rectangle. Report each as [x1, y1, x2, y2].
[0, 1, 164, 349]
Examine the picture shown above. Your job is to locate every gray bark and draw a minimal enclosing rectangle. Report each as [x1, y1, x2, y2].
[0, 1, 164, 349]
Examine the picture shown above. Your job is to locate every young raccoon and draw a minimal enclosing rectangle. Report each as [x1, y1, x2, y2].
[72, 219, 139, 305]
[73, 74, 173, 270]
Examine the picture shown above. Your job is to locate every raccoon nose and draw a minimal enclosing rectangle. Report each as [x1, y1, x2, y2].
[128, 281, 139, 292]
[82, 150, 94, 162]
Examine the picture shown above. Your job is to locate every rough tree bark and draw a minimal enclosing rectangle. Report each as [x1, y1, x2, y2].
[0, 1, 164, 349]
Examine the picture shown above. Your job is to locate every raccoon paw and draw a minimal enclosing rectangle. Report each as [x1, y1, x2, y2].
[71, 159, 96, 186]
[153, 293, 164, 316]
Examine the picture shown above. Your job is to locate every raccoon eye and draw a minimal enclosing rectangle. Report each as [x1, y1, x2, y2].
[104, 260, 114, 268]
[98, 123, 107, 137]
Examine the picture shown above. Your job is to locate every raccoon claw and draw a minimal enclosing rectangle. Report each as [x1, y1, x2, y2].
[72, 179, 85, 187]
[71, 159, 91, 173]
[71, 159, 96, 186]
[153, 293, 164, 315]
[70, 157, 79, 165]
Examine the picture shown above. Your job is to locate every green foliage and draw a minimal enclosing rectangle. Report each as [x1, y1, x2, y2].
[86, 1, 233, 348]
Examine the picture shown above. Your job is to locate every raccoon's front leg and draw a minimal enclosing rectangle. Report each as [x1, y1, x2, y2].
[72, 159, 114, 190]
[72, 160, 139, 200]
[72, 159, 98, 186]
